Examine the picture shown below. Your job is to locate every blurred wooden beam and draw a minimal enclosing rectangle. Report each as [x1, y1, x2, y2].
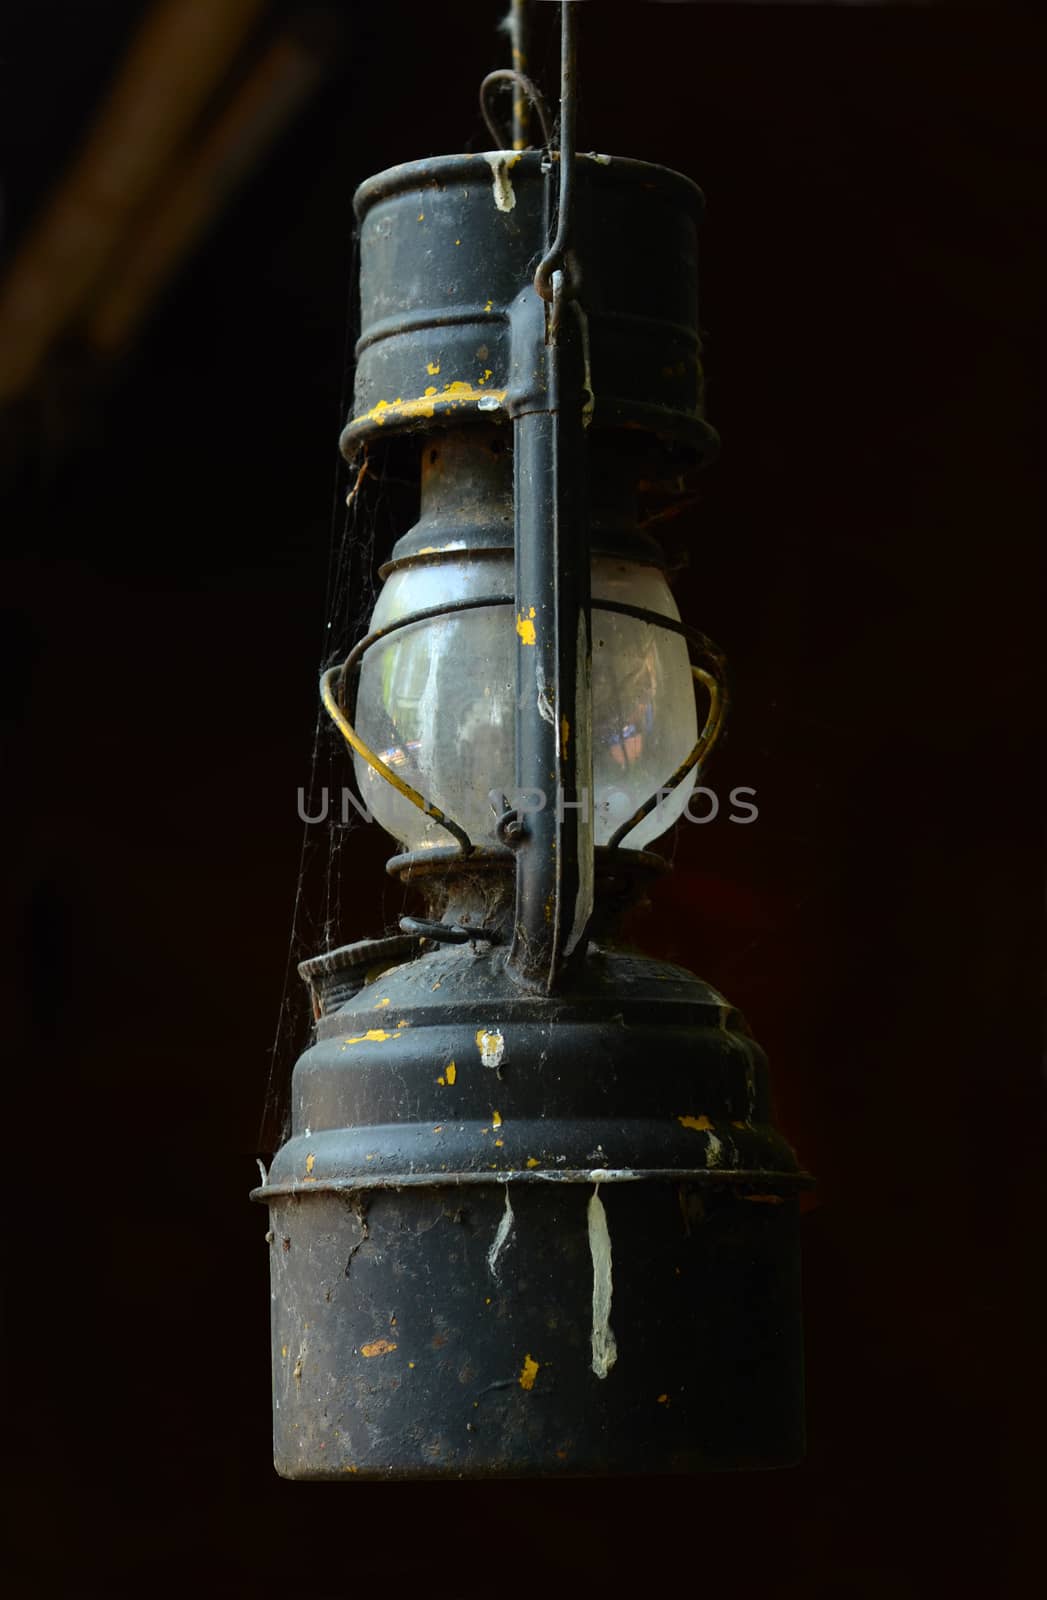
[0, 0, 267, 403]
[85, 31, 327, 355]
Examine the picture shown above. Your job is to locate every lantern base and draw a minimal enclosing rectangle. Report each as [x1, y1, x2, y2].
[255, 942, 809, 1477]
[264, 1179, 803, 1479]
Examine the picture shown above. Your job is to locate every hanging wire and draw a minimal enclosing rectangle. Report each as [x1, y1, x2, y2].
[534, 1, 579, 303]
[508, 0, 530, 149]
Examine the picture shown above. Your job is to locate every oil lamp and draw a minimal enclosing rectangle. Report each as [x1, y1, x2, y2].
[254, 3, 808, 1478]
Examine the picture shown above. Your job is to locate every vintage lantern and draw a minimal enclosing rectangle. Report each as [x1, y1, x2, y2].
[254, 3, 808, 1478]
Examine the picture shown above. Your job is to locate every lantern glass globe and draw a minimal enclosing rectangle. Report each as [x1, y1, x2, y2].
[353, 554, 698, 850]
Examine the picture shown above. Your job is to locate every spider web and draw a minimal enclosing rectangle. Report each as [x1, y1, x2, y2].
[255, 230, 401, 1156]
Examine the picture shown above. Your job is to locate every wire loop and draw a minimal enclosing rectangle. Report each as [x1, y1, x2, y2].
[319, 665, 474, 855]
[479, 69, 553, 151]
[606, 660, 729, 850]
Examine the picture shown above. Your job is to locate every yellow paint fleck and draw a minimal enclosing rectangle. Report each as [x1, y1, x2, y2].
[519, 1354, 540, 1391]
[281, 1344, 288, 1359]
[516, 605, 537, 646]
[526, 1157, 540, 1169]
[424, 384, 438, 396]
[485, 1297, 492, 1305]
[426, 360, 440, 375]
[343, 1465, 359, 1474]
[445, 1062, 457, 1084]
[679, 1114, 714, 1132]
[494, 1138, 504, 1148]
[344, 1028, 400, 1045]
[437, 1076, 445, 1087]
[432, 1125, 444, 1134]
[492, 1109, 503, 1128]
[375, 997, 390, 1008]
[355, 386, 507, 428]
[484, 299, 493, 312]
[455, 238, 461, 246]
[657, 1393, 670, 1405]
[417, 212, 424, 221]
[408, 1361, 416, 1369]
[361, 1339, 398, 1358]
[305, 1152, 315, 1174]
[478, 367, 493, 385]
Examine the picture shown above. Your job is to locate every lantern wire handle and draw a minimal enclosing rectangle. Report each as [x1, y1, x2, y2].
[607, 664, 728, 850]
[319, 665, 474, 855]
[479, 70, 552, 151]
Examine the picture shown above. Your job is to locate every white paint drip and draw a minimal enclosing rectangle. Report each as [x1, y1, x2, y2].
[476, 1028, 505, 1068]
[705, 1130, 724, 1168]
[255, 1157, 268, 1187]
[587, 1186, 618, 1380]
[486, 1186, 515, 1277]
[484, 152, 518, 212]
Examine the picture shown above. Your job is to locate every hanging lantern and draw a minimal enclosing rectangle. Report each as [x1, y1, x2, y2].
[254, 3, 809, 1479]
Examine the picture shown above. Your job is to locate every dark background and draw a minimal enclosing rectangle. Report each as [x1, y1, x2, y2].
[4, 1, 1044, 1592]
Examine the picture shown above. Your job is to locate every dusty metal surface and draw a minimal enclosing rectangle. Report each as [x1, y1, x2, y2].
[342, 152, 718, 463]
[255, 944, 807, 1477]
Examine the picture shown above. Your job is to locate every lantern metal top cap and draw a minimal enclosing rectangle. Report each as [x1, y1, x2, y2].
[344, 148, 716, 462]
[351, 150, 705, 222]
